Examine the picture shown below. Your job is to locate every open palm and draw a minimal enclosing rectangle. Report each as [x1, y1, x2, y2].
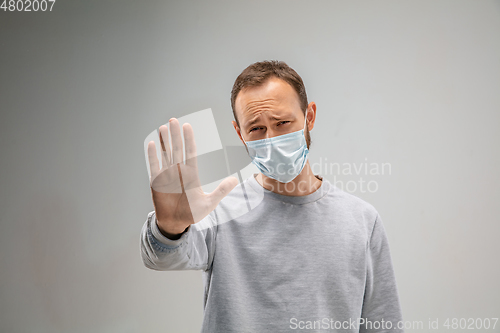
[147, 118, 238, 238]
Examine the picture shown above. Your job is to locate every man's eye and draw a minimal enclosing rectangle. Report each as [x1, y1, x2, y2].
[278, 121, 290, 126]
[250, 127, 261, 132]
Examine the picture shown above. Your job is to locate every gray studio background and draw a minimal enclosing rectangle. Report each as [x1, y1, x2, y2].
[1, 1, 499, 332]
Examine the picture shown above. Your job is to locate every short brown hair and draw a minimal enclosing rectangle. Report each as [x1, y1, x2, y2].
[231, 60, 308, 127]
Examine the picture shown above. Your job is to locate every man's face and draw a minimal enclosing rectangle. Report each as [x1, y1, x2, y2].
[232, 77, 311, 148]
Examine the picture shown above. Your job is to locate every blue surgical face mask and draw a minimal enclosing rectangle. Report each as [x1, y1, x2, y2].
[242, 111, 309, 183]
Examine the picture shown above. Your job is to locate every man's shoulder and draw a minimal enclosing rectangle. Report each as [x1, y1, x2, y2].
[324, 180, 379, 224]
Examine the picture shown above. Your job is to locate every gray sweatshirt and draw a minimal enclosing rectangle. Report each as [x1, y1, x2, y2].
[140, 173, 404, 332]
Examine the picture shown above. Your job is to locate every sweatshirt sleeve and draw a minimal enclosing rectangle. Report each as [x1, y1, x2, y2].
[140, 210, 217, 272]
[360, 214, 404, 333]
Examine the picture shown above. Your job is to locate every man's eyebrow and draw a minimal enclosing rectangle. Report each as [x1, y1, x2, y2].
[245, 114, 291, 127]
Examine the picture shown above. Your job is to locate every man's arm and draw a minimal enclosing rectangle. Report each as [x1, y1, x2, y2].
[140, 210, 217, 271]
[360, 214, 404, 333]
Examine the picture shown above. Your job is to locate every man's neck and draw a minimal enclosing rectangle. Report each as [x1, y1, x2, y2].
[255, 161, 322, 196]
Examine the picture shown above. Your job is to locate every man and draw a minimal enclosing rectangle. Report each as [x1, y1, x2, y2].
[141, 60, 404, 332]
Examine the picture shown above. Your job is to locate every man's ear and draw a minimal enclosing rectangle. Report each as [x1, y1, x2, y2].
[232, 120, 245, 144]
[306, 102, 317, 131]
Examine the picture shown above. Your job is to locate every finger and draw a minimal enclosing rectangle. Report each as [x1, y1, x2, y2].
[159, 125, 171, 168]
[169, 118, 184, 165]
[208, 176, 239, 211]
[147, 141, 160, 182]
[183, 123, 198, 169]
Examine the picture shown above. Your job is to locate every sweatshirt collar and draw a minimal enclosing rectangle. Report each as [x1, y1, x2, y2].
[246, 173, 330, 205]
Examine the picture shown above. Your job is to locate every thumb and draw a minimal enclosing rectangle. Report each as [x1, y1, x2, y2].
[208, 176, 239, 210]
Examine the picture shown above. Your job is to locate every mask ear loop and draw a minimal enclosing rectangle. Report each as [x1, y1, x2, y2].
[242, 129, 248, 145]
[303, 109, 308, 131]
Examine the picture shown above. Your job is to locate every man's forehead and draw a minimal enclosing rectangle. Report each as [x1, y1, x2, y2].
[237, 78, 293, 103]
[235, 78, 301, 124]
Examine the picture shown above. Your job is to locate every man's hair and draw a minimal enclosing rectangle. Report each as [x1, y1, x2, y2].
[230, 60, 308, 127]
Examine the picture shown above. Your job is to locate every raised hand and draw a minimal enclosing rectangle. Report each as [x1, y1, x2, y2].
[147, 118, 238, 239]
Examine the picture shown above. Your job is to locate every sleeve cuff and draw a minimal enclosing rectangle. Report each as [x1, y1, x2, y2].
[150, 213, 190, 247]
